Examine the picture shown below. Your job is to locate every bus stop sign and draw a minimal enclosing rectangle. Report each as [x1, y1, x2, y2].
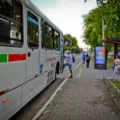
[94, 46, 107, 70]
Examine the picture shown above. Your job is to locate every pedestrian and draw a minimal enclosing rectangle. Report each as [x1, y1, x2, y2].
[86, 54, 90, 68]
[82, 53, 86, 64]
[113, 56, 120, 74]
[112, 55, 120, 71]
[113, 60, 120, 74]
[63, 51, 73, 78]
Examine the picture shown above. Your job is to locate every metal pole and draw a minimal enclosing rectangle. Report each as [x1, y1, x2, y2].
[102, 19, 105, 46]
[102, 19, 104, 39]
[101, 0, 105, 46]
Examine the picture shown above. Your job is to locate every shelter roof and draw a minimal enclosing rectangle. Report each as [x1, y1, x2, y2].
[102, 37, 120, 44]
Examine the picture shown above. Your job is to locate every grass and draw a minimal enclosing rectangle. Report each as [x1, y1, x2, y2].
[90, 55, 113, 69]
[91, 56, 94, 61]
[110, 79, 120, 90]
[107, 56, 113, 69]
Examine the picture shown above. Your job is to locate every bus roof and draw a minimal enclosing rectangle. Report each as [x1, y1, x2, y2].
[21, 0, 63, 34]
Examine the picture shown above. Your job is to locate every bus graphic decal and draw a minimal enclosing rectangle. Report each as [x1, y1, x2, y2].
[46, 57, 56, 62]
[0, 54, 26, 63]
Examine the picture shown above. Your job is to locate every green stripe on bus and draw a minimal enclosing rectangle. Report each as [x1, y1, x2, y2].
[0, 54, 7, 63]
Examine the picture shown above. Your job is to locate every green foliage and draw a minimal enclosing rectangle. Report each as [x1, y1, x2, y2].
[64, 34, 77, 49]
[83, 0, 120, 51]
[110, 79, 120, 90]
[64, 34, 83, 53]
[72, 46, 83, 54]
[107, 55, 113, 69]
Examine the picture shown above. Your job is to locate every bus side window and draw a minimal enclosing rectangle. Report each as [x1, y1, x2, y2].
[54, 31, 60, 50]
[41, 19, 45, 49]
[27, 11, 39, 48]
[0, 0, 23, 46]
[44, 23, 53, 49]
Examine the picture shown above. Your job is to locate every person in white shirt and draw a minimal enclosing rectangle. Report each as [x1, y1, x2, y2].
[113, 56, 120, 74]
[63, 51, 73, 78]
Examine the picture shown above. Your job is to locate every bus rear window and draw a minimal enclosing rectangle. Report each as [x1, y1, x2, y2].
[0, 0, 23, 46]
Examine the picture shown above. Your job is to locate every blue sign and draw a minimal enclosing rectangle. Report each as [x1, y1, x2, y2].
[28, 16, 38, 26]
[94, 46, 107, 70]
[40, 64, 43, 74]
[95, 47, 105, 64]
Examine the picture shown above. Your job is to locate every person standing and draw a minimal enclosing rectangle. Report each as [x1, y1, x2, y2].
[82, 53, 86, 64]
[86, 54, 90, 68]
[63, 51, 73, 78]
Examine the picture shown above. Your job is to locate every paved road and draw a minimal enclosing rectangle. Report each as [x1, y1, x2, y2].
[10, 56, 81, 120]
[37, 61, 120, 120]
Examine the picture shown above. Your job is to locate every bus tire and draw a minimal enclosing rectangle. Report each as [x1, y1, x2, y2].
[54, 69, 57, 81]
[53, 62, 59, 82]
[52, 68, 57, 83]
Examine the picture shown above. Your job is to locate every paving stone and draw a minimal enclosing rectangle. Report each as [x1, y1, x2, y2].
[38, 63, 120, 120]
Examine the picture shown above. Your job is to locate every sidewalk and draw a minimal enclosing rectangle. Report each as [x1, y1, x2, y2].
[37, 62, 120, 120]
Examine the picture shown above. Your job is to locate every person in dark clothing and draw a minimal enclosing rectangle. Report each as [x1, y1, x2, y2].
[86, 54, 90, 68]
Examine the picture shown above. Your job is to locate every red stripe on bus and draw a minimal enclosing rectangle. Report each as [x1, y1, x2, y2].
[0, 91, 4, 96]
[9, 54, 26, 62]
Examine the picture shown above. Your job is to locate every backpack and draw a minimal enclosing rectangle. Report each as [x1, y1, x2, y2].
[72, 56, 75, 63]
[86, 56, 90, 61]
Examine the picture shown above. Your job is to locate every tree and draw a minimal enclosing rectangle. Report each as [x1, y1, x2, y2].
[63, 34, 83, 53]
[82, 0, 120, 51]
[72, 46, 83, 54]
[64, 34, 78, 51]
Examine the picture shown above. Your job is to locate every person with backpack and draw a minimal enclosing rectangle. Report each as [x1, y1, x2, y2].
[63, 51, 73, 78]
[86, 54, 90, 68]
[82, 53, 86, 64]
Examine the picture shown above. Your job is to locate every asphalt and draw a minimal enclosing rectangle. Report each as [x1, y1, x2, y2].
[36, 60, 120, 120]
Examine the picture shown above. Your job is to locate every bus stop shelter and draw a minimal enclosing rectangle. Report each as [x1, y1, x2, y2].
[102, 37, 120, 59]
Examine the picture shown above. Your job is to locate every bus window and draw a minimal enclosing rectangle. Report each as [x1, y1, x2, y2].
[27, 12, 39, 48]
[0, 0, 23, 46]
[54, 31, 60, 50]
[41, 20, 45, 49]
[10, 22, 22, 45]
[45, 23, 53, 49]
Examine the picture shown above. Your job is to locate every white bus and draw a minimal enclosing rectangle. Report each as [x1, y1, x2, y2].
[0, 0, 64, 119]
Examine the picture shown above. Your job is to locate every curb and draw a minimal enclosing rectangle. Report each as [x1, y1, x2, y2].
[103, 74, 120, 110]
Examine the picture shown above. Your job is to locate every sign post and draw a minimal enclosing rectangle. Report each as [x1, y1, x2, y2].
[94, 46, 107, 70]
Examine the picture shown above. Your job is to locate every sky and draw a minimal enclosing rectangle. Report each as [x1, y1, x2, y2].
[30, 0, 97, 49]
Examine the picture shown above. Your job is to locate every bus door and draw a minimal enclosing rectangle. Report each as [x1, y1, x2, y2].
[60, 38, 64, 72]
[26, 10, 40, 80]
[40, 21, 55, 73]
